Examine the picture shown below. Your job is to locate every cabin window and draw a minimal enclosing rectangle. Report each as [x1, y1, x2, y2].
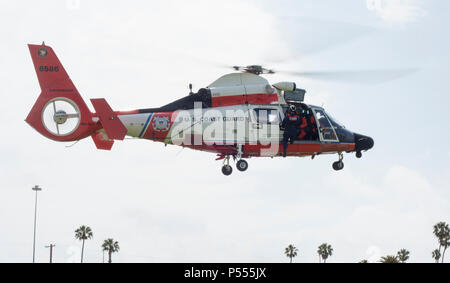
[254, 108, 280, 124]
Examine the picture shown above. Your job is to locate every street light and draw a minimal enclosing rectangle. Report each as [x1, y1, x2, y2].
[32, 185, 42, 263]
[45, 244, 55, 263]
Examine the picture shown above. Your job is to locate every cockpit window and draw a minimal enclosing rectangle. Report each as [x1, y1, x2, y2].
[325, 111, 344, 128]
[315, 110, 331, 128]
[314, 109, 338, 141]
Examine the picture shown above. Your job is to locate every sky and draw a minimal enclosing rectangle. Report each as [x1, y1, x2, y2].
[0, 0, 449, 263]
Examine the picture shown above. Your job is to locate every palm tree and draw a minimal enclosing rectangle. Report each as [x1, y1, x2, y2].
[396, 249, 410, 263]
[102, 238, 120, 263]
[317, 243, 333, 263]
[443, 238, 450, 263]
[432, 249, 441, 263]
[74, 225, 93, 263]
[284, 244, 298, 263]
[433, 221, 450, 263]
[379, 255, 399, 263]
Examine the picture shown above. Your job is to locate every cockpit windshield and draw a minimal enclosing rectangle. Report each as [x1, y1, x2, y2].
[313, 109, 338, 141]
[325, 111, 344, 128]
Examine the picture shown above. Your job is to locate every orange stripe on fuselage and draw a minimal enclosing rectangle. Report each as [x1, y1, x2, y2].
[114, 110, 140, 115]
[211, 93, 278, 107]
[182, 142, 355, 157]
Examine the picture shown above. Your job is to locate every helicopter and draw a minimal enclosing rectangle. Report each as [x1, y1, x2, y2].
[26, 43, 374, 176]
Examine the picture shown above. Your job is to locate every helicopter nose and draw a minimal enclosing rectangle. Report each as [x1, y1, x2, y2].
[354, 133, 374, 152]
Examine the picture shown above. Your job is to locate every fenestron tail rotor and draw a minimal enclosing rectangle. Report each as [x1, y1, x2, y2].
[42, 98, 81, 136]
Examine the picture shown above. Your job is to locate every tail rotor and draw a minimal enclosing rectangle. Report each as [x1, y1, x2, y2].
[41, 98, 81, 136]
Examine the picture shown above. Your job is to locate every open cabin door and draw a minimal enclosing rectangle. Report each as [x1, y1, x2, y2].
[249, 106, 283, 144]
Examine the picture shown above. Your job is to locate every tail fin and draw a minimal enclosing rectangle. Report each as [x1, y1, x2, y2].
[26, 43, 97, 141]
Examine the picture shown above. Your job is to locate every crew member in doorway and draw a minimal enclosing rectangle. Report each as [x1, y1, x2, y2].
[297, 109, 308, 140]
[304, 109, 318, 141]
[281, 105, 301, 157]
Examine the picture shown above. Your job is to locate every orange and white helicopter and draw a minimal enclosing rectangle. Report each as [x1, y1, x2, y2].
[26, 43, 374, 175]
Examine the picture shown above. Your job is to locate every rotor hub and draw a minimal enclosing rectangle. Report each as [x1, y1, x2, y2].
[53, 110, 68, 124]
[232, 65, 275, 75]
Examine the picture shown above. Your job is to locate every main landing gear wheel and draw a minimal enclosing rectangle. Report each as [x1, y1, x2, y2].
[222, 165, 233, 176]
[332, 152, 344, 171]
[221, 155, 233, 176]
[236, 159, 248, 172]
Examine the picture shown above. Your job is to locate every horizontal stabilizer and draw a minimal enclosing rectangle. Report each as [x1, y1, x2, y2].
[90, 98, 127, 140]
[91, 132, 114, 150]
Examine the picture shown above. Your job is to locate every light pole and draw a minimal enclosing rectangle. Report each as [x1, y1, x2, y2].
[32, 185, 42, 263]
[45, 244, 55, 263]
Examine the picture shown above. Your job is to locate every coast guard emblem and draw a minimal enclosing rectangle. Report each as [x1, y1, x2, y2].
[152, 116, 170, 132]
[38, 48, 48, 58]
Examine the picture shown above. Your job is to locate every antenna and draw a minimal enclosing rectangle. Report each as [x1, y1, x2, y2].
[189, 83, 193, 95]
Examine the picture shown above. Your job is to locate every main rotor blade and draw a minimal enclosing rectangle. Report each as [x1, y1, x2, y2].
[281, 68, 418, 84]
[265, 17, 376, 63]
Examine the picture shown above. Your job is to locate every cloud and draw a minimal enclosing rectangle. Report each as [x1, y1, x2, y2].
[322, 165, 449, 262]
[366, 0, 426, 25]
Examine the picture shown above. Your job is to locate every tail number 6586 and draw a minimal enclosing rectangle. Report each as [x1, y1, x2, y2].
[39, 66, 59, 72]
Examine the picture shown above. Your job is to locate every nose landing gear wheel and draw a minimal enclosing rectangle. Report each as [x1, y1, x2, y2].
[236, 159, 248, 172]
[356, 151, 362, 158]
[332, 161, 344, 171]
[332, 152, 344, 171]
[222, 165, 233, 176]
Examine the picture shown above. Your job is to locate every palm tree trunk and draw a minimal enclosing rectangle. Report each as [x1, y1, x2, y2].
[290, 256, 292, 263]
[108, 250, 112, 263]
[442, 246, 447, 263]
[81, 239, 85, 263]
